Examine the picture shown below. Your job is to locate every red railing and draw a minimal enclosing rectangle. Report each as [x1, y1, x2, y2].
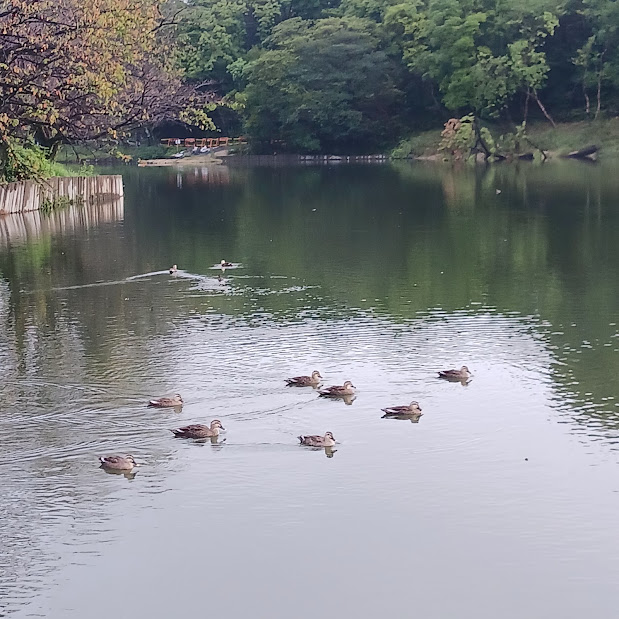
[159, 136, 246, 148]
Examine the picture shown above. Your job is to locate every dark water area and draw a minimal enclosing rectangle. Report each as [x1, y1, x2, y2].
[1, 161, 619, 618]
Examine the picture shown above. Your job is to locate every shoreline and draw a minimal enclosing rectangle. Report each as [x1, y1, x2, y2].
[133, 150, 600, 168]
[137, 152, 226, 167]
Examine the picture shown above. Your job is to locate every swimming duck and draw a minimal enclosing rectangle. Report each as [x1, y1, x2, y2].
[298, 432, 336, 448]
[170, 419, 225, 439]
[285, 370, 323, 387]
[381, 400, 423, 417]
[220, 259, 233, 267]
[99, 455, 138, 471]
[438, 366, 471, 381]
[319, 381, 355, 397]
[169, 264, 178, 274]
[148, 394, 183, 408]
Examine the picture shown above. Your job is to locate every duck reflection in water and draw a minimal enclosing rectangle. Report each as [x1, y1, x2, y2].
[319, 393, 356, 405]
[195, 435, 227, 448]
[100, 466, 138, 480]
[382, 411, 423, 423]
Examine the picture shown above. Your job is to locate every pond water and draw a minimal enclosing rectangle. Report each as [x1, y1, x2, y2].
[1, 161, 619, 618]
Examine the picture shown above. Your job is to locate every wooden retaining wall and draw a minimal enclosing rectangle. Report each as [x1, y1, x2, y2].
[0, 197, 125, 246]
[0, 175, 124, 215]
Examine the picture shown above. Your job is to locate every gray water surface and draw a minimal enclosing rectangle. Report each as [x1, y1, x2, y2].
[1, 162, 619, 618]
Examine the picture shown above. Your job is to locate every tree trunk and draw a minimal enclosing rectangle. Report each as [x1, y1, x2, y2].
[523, 89, 530, 126]
[532, 90, 556, 127]
[49, 141, 60, 161]
[562, 145, 598, 159]
[594, 73, 602, 120]
[583, 77, 590, 116]
[472, 117, 492, 161]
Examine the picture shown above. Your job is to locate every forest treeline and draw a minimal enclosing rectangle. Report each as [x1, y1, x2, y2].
[1, 0, 619, 177]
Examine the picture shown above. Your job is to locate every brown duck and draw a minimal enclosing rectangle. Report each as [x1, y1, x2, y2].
[171, 419, 225, 439]
[298, 432, 336, 447]
[99, 455, 138, 471]
[286, 370, 323, 387]
[319, 381, 355, 398]
[381, 400, 423, 417]
[148, 394, 183, 408]
[438, 366, 471, 381]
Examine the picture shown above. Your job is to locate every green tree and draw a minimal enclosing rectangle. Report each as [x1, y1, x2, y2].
[385, 0, 561, 122]
[240, 17, 403, 152]
[176, 0, 339, 86]
[573, 0, 619, 118]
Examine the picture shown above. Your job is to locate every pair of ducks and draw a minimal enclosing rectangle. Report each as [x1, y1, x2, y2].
[286, 365, 470, 393]
[149, 394, 225, 439]
[100, 421, 225, 472]
[169, 260, 233, 275]
[286, 371, 356, 397]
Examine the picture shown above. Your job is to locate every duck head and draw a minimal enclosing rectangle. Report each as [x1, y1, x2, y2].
[323, 432, 336, 447]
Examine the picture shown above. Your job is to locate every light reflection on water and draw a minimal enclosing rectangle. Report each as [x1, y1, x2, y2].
[1, 163, 619, 617]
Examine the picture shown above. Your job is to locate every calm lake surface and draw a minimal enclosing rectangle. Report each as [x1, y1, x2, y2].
[1, 161, 619, 618]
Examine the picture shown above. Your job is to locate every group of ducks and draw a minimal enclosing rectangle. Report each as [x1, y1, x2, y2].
[98, 365, 472, 472]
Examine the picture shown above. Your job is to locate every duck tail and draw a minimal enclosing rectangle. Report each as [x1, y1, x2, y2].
[99, 457, 106, 464]
[297, 436, 304, 444]
[170, 429, 180, 437]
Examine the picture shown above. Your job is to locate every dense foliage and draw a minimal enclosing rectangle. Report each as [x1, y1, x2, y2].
[3, 0, 619, 169]
[0, 0, 211, 180]
[176, 0, 619, 152]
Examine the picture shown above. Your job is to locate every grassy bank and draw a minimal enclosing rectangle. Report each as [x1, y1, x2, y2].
[392, 117, 619, 160]
[1, 141, 96, 183]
